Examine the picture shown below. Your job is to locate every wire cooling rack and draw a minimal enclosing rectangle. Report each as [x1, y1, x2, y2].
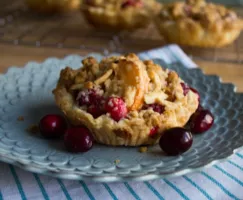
[0, 0, 243, 63]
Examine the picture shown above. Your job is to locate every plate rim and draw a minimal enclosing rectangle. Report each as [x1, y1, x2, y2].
[1, 146, 243, 182]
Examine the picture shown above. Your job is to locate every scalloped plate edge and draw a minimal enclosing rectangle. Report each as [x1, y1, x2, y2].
[1, 145, 243, 182]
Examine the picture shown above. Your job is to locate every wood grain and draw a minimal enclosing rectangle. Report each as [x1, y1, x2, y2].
[0, 44, 242, 92]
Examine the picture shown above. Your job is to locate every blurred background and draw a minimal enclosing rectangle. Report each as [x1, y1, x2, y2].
[160, 0, 243, 5]
[0, 0, 243, 64]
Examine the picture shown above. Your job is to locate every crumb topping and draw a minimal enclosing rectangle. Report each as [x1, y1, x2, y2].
[159, 0, 242, 30]
[60, 53, 187, 117]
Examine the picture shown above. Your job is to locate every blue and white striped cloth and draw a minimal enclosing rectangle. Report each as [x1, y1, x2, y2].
[1, 45, 243, 200]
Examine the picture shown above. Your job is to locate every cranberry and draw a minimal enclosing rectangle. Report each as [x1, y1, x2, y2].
[190, 109, 214, 133]
[190, 87, 200, 102]
[121, 1, 132, 8]
[87, 96, 106, 118]
[39, 114, 67, 138]
[181, 83, 200, 101]
[159, 127, 193, 156]
[149, 126, 159, 137]
[85, 0, 95, 5]
[144, 104, 164, 114]
[64, 127, 93, 153]
[105, 97, 128, 121]
[196, 104, 203, 112]
[87, 104, 104, 118]
[181, 82, 190, 96]
[184, 5, 192, 16]
[76, 88, 102, 107]
[121, 0, 142, 8]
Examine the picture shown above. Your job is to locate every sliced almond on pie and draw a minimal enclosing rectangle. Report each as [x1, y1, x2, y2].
[70, 83, 84, 90]
[144, 91, 168, 104]
[94, 69, 113, 85]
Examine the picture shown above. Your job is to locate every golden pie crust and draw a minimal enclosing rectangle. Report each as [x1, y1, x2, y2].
[53, 54, 199, 146]
[155, 0, 243, 47]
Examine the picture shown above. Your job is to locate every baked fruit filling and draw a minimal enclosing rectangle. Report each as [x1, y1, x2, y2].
[53, 54, 199, 146]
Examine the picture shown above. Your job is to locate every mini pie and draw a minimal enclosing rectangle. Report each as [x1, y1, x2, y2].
[81, 0, 161, 31]
[155, 0, 243, 48]
[53, 54, 199, 146]
[25, 0, 81, 13]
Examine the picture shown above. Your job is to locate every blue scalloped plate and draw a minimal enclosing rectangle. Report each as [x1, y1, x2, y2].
[0, 54, 243, 182]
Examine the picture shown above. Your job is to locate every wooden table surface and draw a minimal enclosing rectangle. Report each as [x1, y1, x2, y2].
[0, 43, 243, 92]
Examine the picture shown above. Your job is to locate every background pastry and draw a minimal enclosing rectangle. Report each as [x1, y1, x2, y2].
[155, 0, 243, 48]
[81, 0, 161, 31]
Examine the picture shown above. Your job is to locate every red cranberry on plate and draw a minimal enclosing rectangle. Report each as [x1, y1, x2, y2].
[159, 127, 193, 156]
[190, 109, 214, 134]
[105, 97, 128, 121]
[39, 114, 67, 139]
[64, 127, 93, 153]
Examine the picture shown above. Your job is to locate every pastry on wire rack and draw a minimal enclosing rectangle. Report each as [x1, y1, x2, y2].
[25, 0, 81, 13]
[53, 54, 199, 146]
[81, 0, 161, 31]
[155, 0, 243, 48]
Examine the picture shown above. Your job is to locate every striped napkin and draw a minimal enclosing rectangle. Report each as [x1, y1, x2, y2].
[1, 45, 243, 200]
